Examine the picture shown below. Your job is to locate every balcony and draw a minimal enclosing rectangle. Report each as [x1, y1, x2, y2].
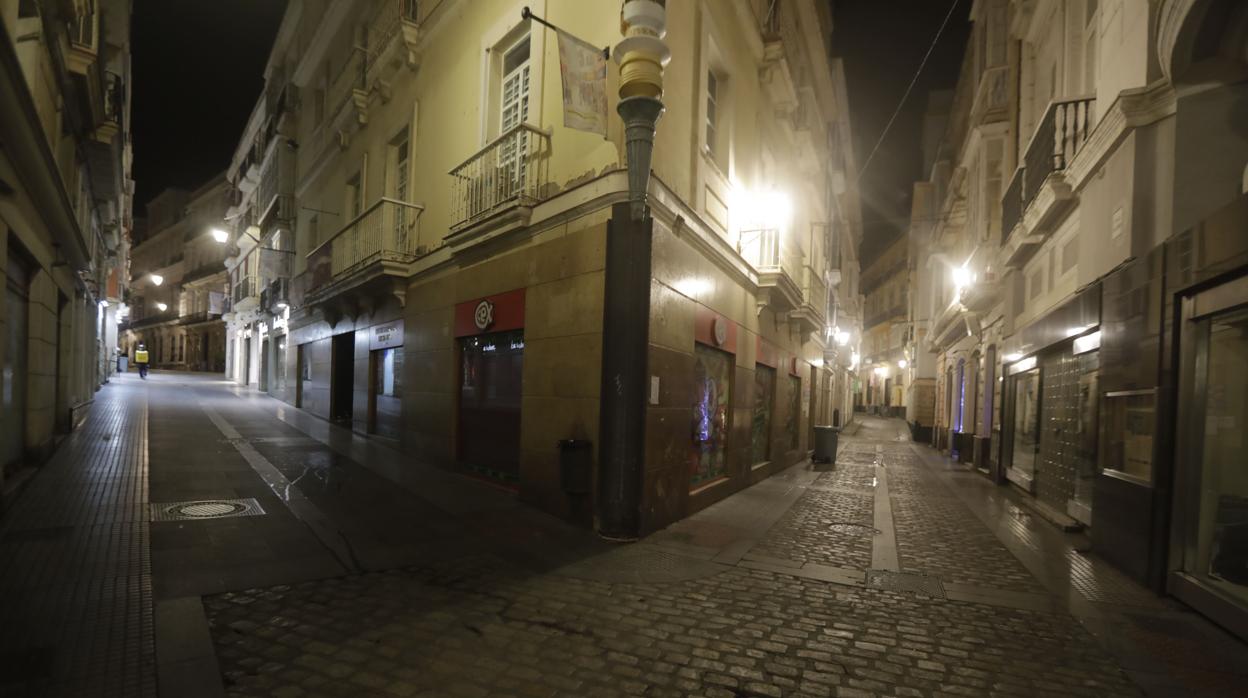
[305, 198, 426, 314]
[257, 139, 295, 229]
[366, 0, 424, 76]
[446, 123, 551, 246]
[739, 227, 802, 315]
[232, 274, 259, 309]
[259, 278, 290, 314]
[65, 0, 98, 75]
[1001, 96, 1095, 266]
[792, 263, 828, 338]
[92, 71, 123, 143]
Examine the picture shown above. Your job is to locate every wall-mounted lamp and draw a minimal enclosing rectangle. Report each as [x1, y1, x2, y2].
[211, 228, 229, 243]
[156, 302, 168, 312]
[149, 274, 164, 286]
[898, 359, 908, 369]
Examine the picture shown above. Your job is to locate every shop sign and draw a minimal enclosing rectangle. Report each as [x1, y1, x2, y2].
[694, 306, 737, 353]
[455, 289, 526, 337]
[370, 320, 404, 350]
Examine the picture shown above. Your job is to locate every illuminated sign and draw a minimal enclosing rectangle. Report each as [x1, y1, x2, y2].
[370, 320, 404, 351]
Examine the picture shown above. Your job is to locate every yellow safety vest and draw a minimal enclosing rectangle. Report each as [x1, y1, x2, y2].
[135, 350, 149, 364]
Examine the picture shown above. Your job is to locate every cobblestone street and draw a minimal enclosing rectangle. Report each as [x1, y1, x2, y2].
[3, 376, 1248, 697]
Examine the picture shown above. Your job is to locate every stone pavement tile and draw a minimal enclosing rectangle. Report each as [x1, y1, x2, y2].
[205, 556, 1140, 697]
[0, 379, 156, 697]
[749, 489, 875, 571]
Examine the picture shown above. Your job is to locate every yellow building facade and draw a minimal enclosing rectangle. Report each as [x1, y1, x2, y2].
[221, 0, 863, 534]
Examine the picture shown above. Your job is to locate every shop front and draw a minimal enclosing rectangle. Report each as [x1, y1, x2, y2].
[454, 289, 525, 485]
[999, 284, 1101, 526]
[1166, 195, 1248, 640]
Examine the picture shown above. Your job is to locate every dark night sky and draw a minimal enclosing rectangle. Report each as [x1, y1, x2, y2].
[833, 0, 970, 264]
[130, 0, 966, 248]
[131, 0, 286, 210]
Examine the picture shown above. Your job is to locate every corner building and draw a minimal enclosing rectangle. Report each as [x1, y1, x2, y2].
[220, 0, 864, 534]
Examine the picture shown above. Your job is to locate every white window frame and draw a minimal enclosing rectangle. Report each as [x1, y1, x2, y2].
[478, 6, 546, 147]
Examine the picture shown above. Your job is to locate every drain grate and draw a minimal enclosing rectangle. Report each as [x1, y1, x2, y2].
[151, 498, 265, 522]
[866, 570, 946, 598]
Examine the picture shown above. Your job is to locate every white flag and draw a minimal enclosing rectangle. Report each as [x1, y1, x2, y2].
[558, 30, 608, 136]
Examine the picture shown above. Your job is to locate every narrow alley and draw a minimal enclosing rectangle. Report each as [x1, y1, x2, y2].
[2, 373, 1245, 697]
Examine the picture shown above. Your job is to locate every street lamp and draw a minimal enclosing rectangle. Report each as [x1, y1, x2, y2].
[951, 264, 973, 292]
[150, 273, 164, 286]
[898, 359, 908, 369]
[156, 302, 168, 312]
[211, 228, 229, 243]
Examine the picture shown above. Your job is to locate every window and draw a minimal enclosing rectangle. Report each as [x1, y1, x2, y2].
[1062, 236, 1079, 274]
[499, 34, 531, 189]
[691, 344, 732, 486]
[1029, 267, 1045, 300]
[787, 374, 801, 450]
[1084, 0, 1099, 94]
[345, 173, 362, 220]
[708, 70, 718, 159]
[500, 34, 531, 135]
[705, 69, 723, 163]
[752, 365, 776, 465]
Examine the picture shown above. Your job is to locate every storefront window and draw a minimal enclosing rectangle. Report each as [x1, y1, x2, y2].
[1100, 392, 1154, 482]
[371, 347, 403, 440]
[1010, 370, 1040, 478]
[787, 374, 801, 451]
[1194, 307, 1248, 605]
[460, 330, 524, 483]
[690, 344, 732, 486]
[275, 335, 287, 391]
[751, 365, 775, 465]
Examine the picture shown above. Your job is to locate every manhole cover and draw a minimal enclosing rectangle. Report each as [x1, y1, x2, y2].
[825, 522, 879, 536]
[151, 498, 265, 522]
[866, 570, 946, 598]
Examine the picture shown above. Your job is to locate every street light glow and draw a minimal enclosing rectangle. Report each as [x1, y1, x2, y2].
[211, 228, 229, 243]
[951, 264, 973, 291]
[150, 274, 164, 286]
[835, 330, 851, 346]
[156, 302, 168, 312]
[898, 359, 908, 369]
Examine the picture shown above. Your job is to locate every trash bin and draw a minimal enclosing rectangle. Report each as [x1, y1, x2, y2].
[117, 356, 128, 374]
[558, 439, 593, 494]
[813, 425, 839, 470]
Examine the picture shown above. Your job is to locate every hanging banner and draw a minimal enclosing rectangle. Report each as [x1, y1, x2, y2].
[557, 30, 608, 136]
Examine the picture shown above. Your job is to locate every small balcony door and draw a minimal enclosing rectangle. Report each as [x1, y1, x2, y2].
[498, 35, 531, 197]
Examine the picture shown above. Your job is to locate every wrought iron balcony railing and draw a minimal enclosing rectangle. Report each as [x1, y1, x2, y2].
[232, 275, 258, 304]
[738, 228, 782, 271]
[306, 198, 425, 293]
[449, 123, 551, 229]
[1002, 96, 1095, 243]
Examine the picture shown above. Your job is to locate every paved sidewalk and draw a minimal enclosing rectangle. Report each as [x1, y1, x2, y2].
[0, 377, 155, 697]
[3, 378, 1247, 697]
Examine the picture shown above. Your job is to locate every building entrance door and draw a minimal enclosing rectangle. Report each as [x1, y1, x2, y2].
[458, 330, 524, 483]
[1037, 349, 1078, 513]
[369, 347, 402, 440]
[330, 332, 355, 425]
[260, 338, 270, 391]
[1173, 276, 1248, 641]
[3, 255, 30, 470]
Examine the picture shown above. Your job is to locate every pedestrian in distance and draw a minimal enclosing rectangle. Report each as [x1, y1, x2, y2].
[135, 343, 150, 379]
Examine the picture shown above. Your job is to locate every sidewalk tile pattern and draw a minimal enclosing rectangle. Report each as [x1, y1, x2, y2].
[0, 384, 156, 696]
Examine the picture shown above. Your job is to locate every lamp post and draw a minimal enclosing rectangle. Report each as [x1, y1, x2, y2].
[597, 0, 671, 541]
